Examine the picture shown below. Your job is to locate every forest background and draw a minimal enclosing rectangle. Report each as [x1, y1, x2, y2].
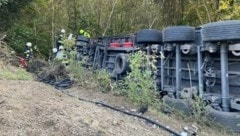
[0, 0, 239, 57]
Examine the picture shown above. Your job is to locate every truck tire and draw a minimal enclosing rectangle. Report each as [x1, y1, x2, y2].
[162, 26, 195, 42]
[201, 20, 240, 42]
[206, 106, 240, 133]
[136, 29, 162, 44]
[162, 96, 192, 115]
[114, 53, 130, 75]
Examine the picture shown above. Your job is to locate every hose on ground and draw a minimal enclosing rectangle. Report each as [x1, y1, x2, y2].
[36, 75, 183, 136]
[67, 93, 182, 136]
[37, 74, 73, 90]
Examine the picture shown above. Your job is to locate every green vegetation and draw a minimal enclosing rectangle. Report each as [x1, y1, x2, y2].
[1, 0, 240, 58]
[95, 70, 112, 93]
[116, 51, 157, 106]
[0, 67, 33, 80]
[0, 0, 240, 134]
[68, 59, 111, 92]
[67, 60, 93, 87]
[0, 0, 8, 6]
[190, 97, 209, 123]
[67, 50, 159, 107]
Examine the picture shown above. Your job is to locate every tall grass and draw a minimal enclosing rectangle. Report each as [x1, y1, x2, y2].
[67, 59, 111, 92]
[0, 67, 33, 80]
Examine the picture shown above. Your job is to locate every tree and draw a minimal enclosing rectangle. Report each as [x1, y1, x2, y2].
[0, 0, 8, 7]
[1, 0, 240, 58]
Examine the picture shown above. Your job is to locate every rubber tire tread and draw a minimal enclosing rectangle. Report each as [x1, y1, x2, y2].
[201, 20, 240, 42]
[163, 26, 195, 42]
[206, 106, 240, 133]
[114, 53, 129, 75]
[162, 96, 192, 115]
[136, 29, 162, 44]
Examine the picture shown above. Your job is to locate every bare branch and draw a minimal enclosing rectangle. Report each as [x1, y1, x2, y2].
[188, 0, 203, 24]
[102, 0, 118, 36]
[149, 17, 157, 29]
[203, 0, 212, 22]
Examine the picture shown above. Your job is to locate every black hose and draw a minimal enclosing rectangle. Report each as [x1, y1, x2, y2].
[97, 102, 181, 136]
[36, 76, 181, 135]
[68, 94, 181, 136]
[37, 74, 73, 90]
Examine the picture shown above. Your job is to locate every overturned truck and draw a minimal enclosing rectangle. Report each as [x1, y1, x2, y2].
[75, 20, 240, 133]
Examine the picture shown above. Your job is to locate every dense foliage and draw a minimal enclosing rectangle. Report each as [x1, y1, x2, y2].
[0, 0, 240, 57]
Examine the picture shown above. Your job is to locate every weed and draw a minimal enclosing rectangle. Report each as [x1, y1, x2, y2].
[95, 70, 112, 93]
[67, 59, 94, 87]
[117, 51, 157, 106]
[68, 59, 111, 92]
[112, 80, 128, 96]
[62, 36, 75, 51]
[190, 97, 209, 123]
[0, 67, 33, 80]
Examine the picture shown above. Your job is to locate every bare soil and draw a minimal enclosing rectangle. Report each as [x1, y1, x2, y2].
[0, 78, 230, 136]
[68, 84, 229, 136]
[0, 59, 228, 136]
[0, 80, 170, 136]
[0, 42, 19, 67]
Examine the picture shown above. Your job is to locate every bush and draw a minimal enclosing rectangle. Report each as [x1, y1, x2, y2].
[95, 70, 112, 93]
[68, 59, 93, 87]
[68, 59, 111, 92]
[116, 51, 157, 106]
[191, 97, 208, 123]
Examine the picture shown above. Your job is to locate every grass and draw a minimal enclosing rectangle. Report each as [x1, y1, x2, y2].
[0, 67, 33, 80]
[67, 59, 112, 92]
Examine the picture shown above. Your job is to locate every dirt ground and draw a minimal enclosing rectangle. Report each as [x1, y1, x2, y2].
[0, 78, 232, 136]
[0, 37, 234, 136]
[67, 84, 230, 136]
[0, 80, 173, 136]
[0, 57, 230, 136]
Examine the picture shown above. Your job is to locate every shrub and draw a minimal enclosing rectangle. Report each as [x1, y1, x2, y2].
[117, 51, 157, 106]
[95, 70, 112, 93]
[68, 59, 111, 92]
[67, 59, 93, 87]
